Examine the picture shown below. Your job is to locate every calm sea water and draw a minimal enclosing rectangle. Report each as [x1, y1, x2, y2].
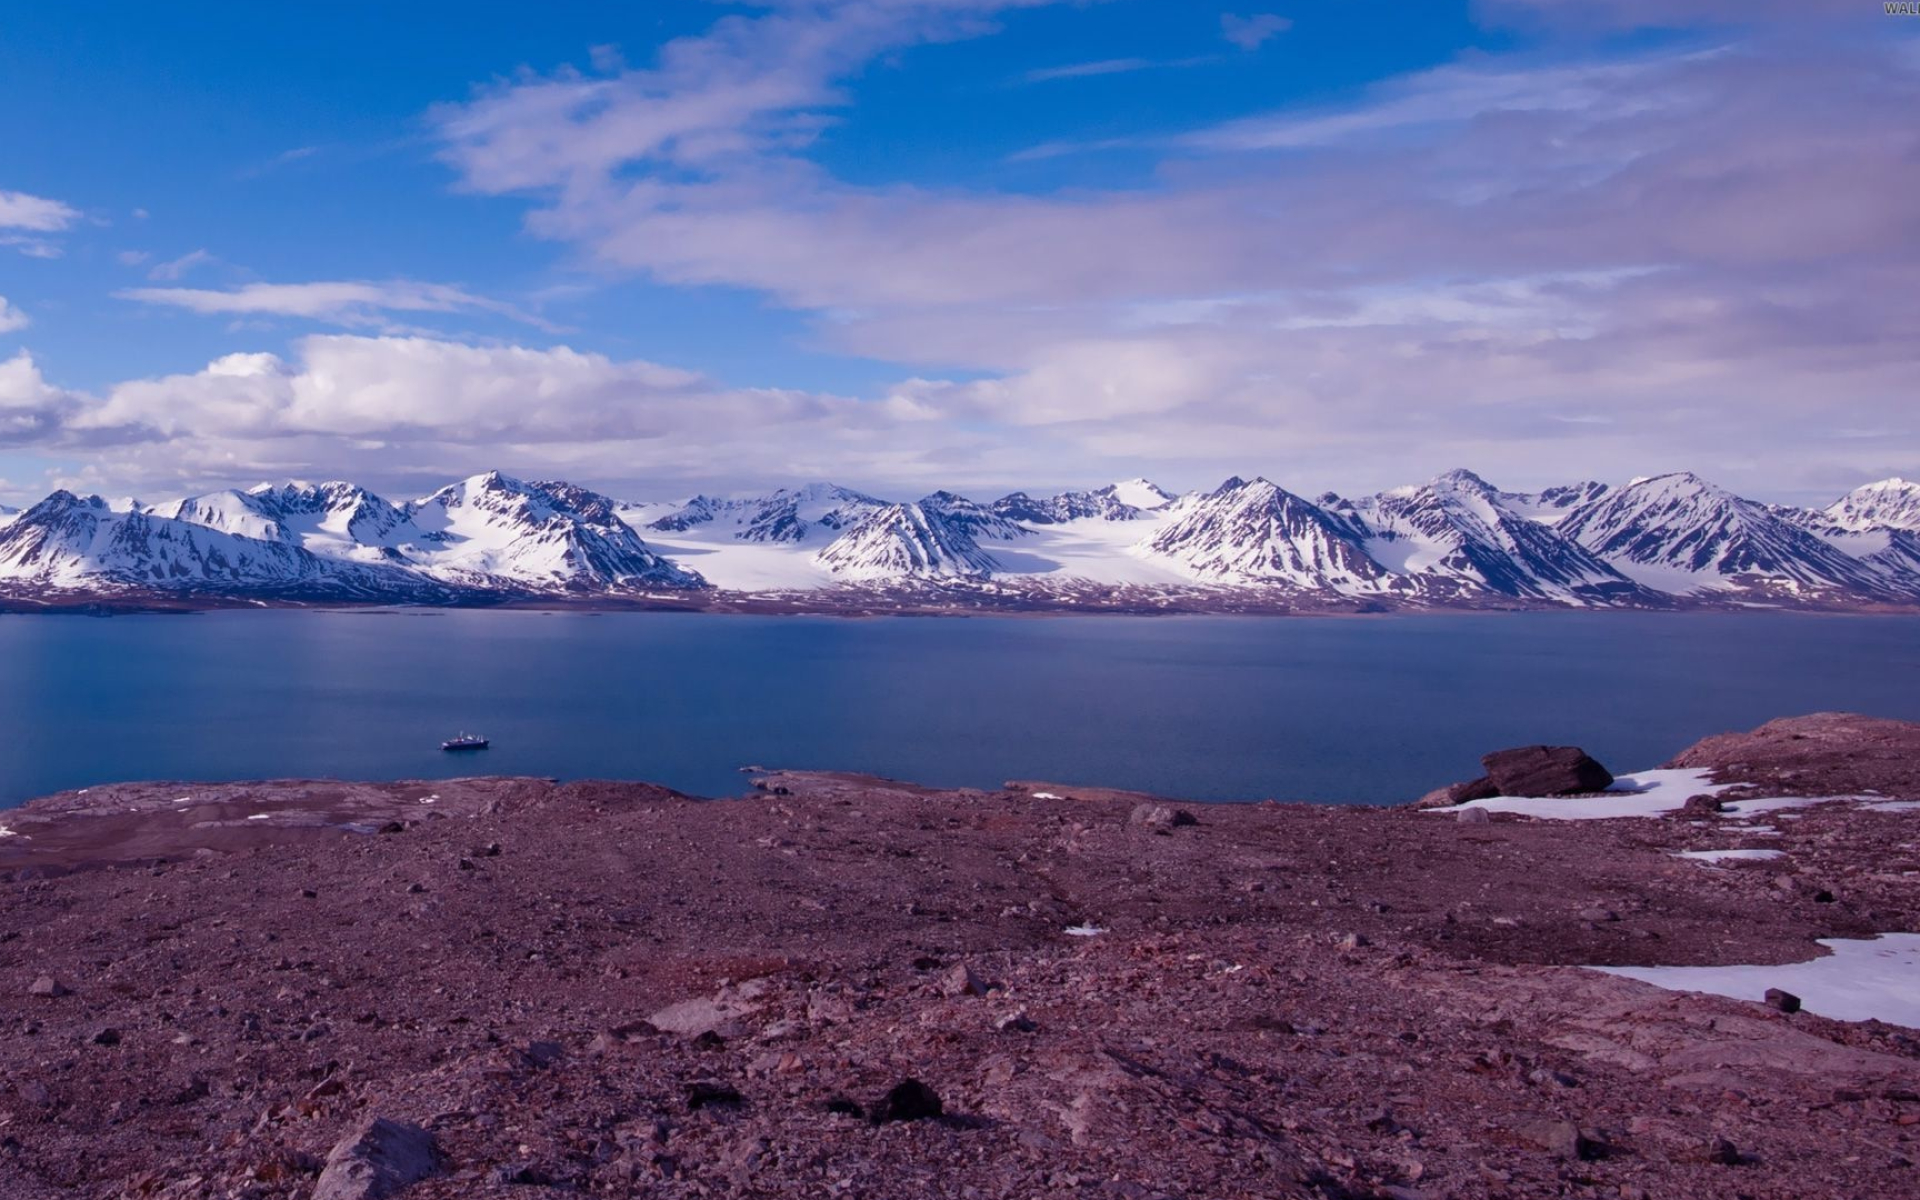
[0, 611, 1915, 810]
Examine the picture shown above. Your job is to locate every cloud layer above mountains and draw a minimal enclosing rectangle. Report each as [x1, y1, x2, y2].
[1, 0, 1913, 505]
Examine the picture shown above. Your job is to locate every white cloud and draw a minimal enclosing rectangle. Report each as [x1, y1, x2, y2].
[1024, 57, 1155, 83]
[1220, 13, 1292, 51]
[0, 189, 79, 232]
[116, 279, 560, 333]
[0, 297, 27, 334]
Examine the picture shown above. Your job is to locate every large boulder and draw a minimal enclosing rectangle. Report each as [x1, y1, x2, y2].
[1481, 746, 1613, 797]
[312, 1116, 438, 1200]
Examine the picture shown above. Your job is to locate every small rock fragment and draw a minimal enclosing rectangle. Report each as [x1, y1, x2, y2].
[1764, 988, 1802, 1014]
[939, 963, 990, 998]
[1706, 1136, 1743, 1165]
[995, 1011, 1037, 1033]
[1129, 804, 1197, 829]
[1518, 1119, 1602, 1161]
[1455, 806, 1491, 825]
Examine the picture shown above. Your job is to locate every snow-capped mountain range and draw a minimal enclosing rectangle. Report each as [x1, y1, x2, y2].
[1, 469, 1917, 610]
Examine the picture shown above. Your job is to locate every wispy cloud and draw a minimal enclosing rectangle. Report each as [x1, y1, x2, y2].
[146, 249, 216, 281]
[1220, 13, 1292, 51]
[1023, 57, 1155, 83]
[0, 297, 27, 334]
[0, 188, 82, 259]
[239, 145, 323, 179]
[115, 280, 562, 333]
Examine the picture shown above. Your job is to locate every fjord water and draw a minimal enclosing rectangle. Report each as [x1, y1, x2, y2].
[1, 611, 1916, 811]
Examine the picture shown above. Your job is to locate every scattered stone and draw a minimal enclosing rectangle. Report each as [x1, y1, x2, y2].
[939, 962, 991, 998]
[88, 1027, 120, 1047]
[1455, 806, 1491, 825]
[1681, 794, 1726, 817]
[1518, 1119, 1602, 1161]
[1480, 746, 1614, 797]
[1576, 908, 1618, 923]
[648, 994, 758, 1040]
[27, 975, 68, 998]
[1764, 988, 1802, 1014]
[312, 1116, 439, 1200]
[995, 1011, 1037, 1033]
[1705, 1137, 1744, 1166]
[824, 1096, 865, 1119]
[523, 1040, 563, 1068]
[1129, 804, 1197, 829]
[870, 1079, 943, 1124]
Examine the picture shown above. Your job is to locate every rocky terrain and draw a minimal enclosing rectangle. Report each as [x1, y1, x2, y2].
[3, 715, 1920, 1198]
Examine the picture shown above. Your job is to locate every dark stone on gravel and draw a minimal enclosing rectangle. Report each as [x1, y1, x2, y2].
[870, 1078, 943, 1124]
[1706, 1137, 1744, 1165]
[824, 1096, 865, 1119]
[1481, 746, 1613, 797]
[312, 1116, 439, 1200]
[686, 1081, 744, 1111]
[1765, 988, 1802, 1014]
[1518, 1119, 1603, 1160]
[87, 1027, 119, 1046]
[1681, 794, 1726, 816]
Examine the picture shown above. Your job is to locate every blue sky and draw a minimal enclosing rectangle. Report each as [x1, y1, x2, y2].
[0, 0, 1913, 504]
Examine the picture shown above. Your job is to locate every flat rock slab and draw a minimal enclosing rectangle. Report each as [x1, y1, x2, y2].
[1482, 745, 1614, 797]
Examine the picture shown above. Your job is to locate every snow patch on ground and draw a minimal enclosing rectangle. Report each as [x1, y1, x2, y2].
[1594, 934, 1920, 1028]
[1674, 848, 1787, 863]
[1439, 770, 1900, 822]
[1440, 768, 1731, 820]
[1064, 924, 1108, 937]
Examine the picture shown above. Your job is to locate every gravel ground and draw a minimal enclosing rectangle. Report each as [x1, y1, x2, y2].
[2, 714, 1919, 1199]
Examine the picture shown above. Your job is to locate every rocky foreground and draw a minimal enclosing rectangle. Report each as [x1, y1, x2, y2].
[3, 716, 1920, 1200]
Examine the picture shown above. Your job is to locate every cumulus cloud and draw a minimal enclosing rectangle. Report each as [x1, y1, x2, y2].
[0, 297, 27, 334]
[116, 280, 561, 333]
[2, 334, 1092, 502]
[0, 190, 79, 232]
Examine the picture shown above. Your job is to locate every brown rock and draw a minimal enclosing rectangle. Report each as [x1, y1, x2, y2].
[1415, 777, 1499, 809]
[1764, 988, 1802, 1014]
[1481, 746, 1613, 797]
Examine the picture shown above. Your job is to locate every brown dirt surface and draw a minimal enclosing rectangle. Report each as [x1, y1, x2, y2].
[2, 716, 1920, 1199]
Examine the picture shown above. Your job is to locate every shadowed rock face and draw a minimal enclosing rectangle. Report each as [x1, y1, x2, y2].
[312, 1118, 438, 1200]
[1481, 745, 1615, 796]
[2, 717, 1920, 1198]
